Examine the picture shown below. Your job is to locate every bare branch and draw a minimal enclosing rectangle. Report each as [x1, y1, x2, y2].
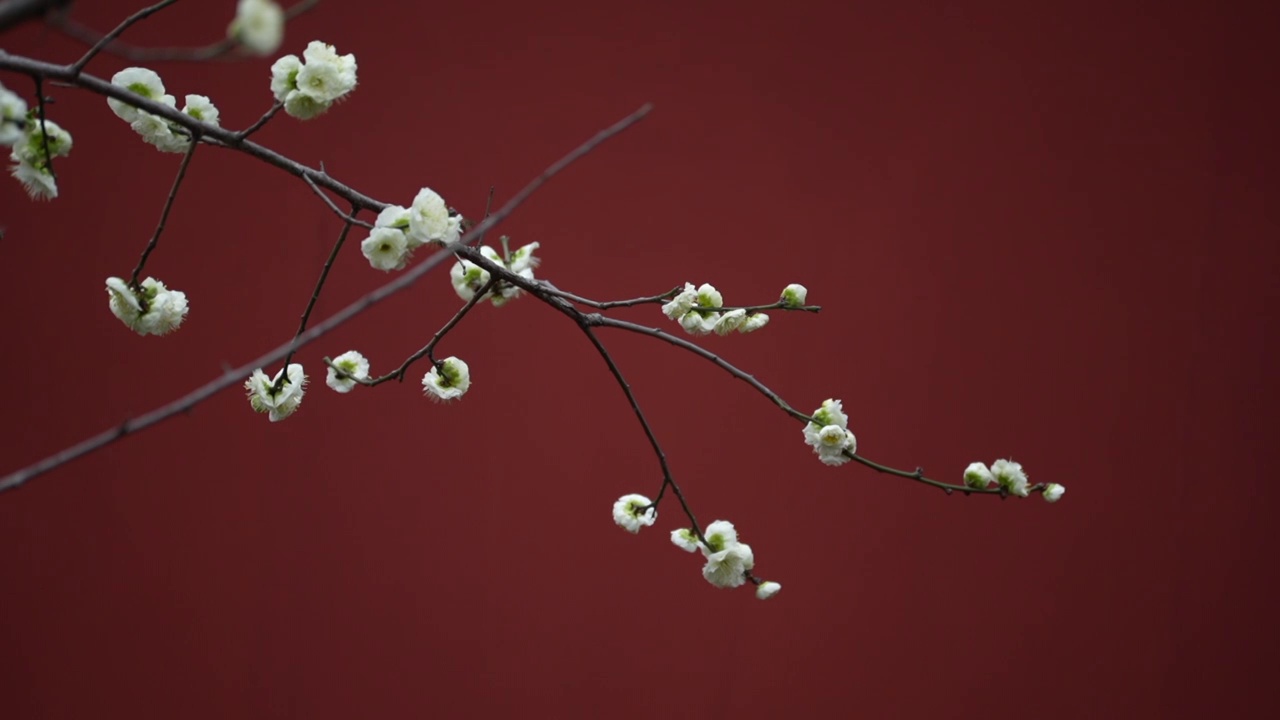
[130, 133, 200, 286]
[303, 174, 374, 228]
[283, 213, 356, 370]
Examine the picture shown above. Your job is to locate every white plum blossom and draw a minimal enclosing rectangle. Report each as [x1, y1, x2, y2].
[10, 160, 57, 199]
[1043, 483, 1066, 503]
[450, 256, 492, 301]
[612, 494, 656, 533]
[105, 276, 189, 335]
[270, 55, 302, 101]
[702, 520, 738, 550]
[780, 283, 808, 307]
[490, 240, 540, 307]
[8, 116, 72, 200]
[803, 398, 856, 466]
[408, 187, 462, 245]
[661, 283, 698, 320]
[326, 350, 369, 393]
[0, 82, 27, 146]
[508, 241, 540, 274]
[271, 41, 357, 119]
[740, 313, 769, 332]
[361, 227, 410, 271]
[963, 462, 995, 489]
[756, 581, 782, 600]
[991, 458, 1029, 497]
[182, 95, 220, 127]
[376, 205, 413, 232]
[107, 68, 167, 123]
[714, 308, 747, 335]
[702, 542, 754, 589]
[228, 0, 284, 56]
[245, 363, 308, 422]
[679, 310, 717, 335]
[422, 356, 471, 402]
[670, 528, 700, 552]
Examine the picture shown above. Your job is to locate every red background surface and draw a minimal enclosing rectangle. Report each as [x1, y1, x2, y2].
[1, 0, 1276, 717]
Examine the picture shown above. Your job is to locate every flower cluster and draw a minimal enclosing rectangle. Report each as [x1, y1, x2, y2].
[661, 282, 768, 336]
[612, 493, 657, 533]
[672, 520, 779, 599]
[0, 81, 26, 147]
[802, 398, 857, 466]
[107, 68, 219, 153]
[7, 112, 71, 200]
[326, 350, 370, 393]
[361, 188, 464, 271]
[450, 239, 541, 306]
[613, 497, 778, 598]
[105, 276, 189, 335]
[963, 460, 1063, 501]
[245, 364, 308, 421]
[270, 41, 358, 119]
[422, 356, 471, 402]
[228, 0, 284, 56]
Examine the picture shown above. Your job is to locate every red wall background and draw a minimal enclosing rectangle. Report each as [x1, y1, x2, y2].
[1, 0, 1276, 717]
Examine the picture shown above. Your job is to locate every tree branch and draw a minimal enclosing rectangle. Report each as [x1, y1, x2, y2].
[130, 133, 199, 286]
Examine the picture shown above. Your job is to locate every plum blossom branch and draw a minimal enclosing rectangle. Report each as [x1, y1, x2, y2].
[0, 50, 388, 213]
[0, 103, 653, 494]
[451, 247, 1041, 499]
[129, 133, 199, 286]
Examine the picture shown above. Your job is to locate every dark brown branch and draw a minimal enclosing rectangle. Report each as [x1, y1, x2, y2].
[579, 325, 709, 545]
[31, 76, 54, 181]
[234, 101, 283, 142]
[282, 213, 355, 371]
[0, 103, 653, 494]
[302, 174, 373, 228]
[130, 133, 199, 286]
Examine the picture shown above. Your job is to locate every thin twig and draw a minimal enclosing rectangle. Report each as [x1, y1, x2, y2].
[282, 214, 356, 370]
[69, 0, 178, 74]
[303, 174, 374, 228]
[579, 325, 710, 546]
[234, 101, 283, 142]
[0, 103, 653, 494]
[327, 277, 498, 387]
[539, 282, 681, 309]
[130, 134, 199, 286]
[32, 76, 55, 182]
